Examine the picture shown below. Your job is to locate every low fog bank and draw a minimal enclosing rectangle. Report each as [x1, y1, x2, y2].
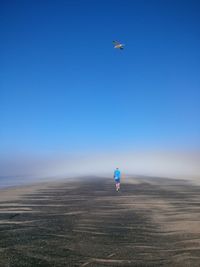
[0, 150, 199, 185]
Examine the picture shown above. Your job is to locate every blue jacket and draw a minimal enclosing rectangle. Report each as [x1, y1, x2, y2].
[114, 169, 121, 179]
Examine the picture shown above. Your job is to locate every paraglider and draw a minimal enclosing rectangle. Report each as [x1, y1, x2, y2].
[113, 40, 125, 50]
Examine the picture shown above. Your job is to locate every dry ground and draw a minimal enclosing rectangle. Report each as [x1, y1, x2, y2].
[0, 176, 200, 267]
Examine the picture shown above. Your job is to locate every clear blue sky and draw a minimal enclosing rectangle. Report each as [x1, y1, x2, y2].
[1, 0, 200, 155]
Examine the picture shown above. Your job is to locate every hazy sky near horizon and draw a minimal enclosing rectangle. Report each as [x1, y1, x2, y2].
[1, 0, 200, 157]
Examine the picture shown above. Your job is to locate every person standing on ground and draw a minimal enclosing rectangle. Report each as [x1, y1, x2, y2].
[114, 168, 121, 191]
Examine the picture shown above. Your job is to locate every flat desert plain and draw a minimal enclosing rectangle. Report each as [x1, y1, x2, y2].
[0, 176, 200, 266]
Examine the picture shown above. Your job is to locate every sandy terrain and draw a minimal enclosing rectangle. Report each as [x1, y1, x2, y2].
[0, 176, 200, 266]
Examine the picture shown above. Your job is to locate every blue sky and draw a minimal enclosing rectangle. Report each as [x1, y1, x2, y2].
[1, 0, 200, 156]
